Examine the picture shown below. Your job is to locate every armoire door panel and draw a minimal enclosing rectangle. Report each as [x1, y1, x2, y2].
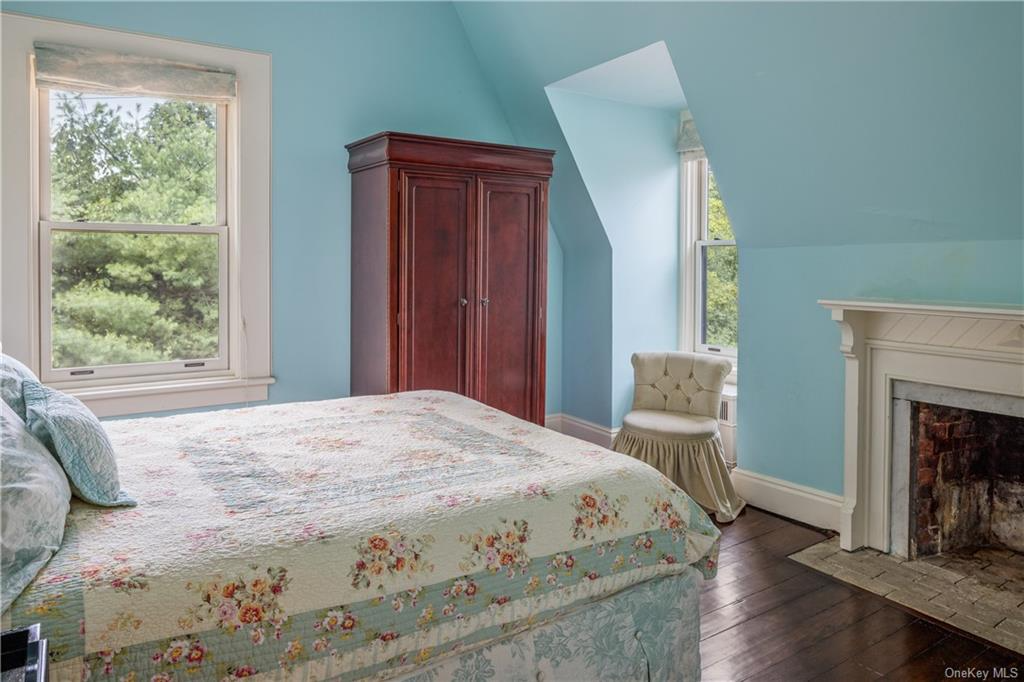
[399, 172, 474, 394]
[476, 178, 542, 421]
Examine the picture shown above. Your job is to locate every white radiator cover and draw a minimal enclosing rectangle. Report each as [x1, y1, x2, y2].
[719, 389, 738, 466]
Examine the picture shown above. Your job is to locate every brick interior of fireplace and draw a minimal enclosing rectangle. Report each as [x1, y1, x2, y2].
[910, 402, 1024, 558]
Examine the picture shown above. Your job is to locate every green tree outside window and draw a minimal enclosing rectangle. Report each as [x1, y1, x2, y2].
[48, 91, 220, 368]
[702, 170, 738, 350]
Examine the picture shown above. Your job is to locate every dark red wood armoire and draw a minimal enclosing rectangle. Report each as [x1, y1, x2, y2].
[347, 132, 554, 425]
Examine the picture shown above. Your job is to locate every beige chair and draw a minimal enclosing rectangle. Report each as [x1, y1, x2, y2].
[612, 351, 745, 522]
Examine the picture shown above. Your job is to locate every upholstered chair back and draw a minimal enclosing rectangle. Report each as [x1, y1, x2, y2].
[630, 352, 732, 420]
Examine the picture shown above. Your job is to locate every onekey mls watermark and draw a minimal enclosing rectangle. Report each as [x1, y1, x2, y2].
[945, 666, 1021, 680]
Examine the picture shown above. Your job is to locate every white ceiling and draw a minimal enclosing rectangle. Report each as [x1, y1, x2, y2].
[547, 41, 686, 111]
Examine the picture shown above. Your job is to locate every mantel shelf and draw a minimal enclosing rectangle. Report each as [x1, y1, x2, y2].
[818, 298, 1024, 321]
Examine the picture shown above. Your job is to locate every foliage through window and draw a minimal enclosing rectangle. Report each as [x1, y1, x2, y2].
[700, 170, 738, 351]
[42, 90, 227, 379]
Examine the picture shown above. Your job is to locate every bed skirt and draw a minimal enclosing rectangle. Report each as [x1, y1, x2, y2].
[612, 430, 744, 523]
[395, 569, 703, 682]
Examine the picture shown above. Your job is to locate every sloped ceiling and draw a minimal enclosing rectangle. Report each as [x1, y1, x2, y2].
[547, 40, 686, 111]
[455, 1, 1023, 249]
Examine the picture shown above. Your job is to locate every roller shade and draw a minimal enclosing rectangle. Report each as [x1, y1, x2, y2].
[34, 42, 236, 101]
[678, 109, 706, 161]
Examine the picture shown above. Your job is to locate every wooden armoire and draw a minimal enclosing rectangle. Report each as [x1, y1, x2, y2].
[347, 132, 554, 425]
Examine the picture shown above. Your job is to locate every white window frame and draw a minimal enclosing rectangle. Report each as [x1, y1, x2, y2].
[679, 156, 738, 379]
[2, 13, 274, 416]
[39, 91, 232, 383]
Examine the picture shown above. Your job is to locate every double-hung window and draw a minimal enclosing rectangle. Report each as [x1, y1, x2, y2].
[2, 21, 274, 417]
[680, 157, 739, 362]
[39, 88, 230, 382]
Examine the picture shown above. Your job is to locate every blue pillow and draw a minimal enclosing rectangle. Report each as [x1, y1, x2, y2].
[1, 401, 72, 613]
[1, 353, 37, 422]
[23, 379, 135, 507]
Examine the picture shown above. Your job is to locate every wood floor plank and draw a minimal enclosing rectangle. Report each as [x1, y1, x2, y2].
[702, 589, 886, 680]
[700, 560, 825, 614]
[700, 581, 855, 669]
[751, 605, 917, 681]
[719, 522, 828, 560]
[701, 571, 832, 639]
[820, 621, 949, 678]
[701, 507, 1020, 679]
[717, 508, 789, 549]
[703, 546, 808, 593]
[883, 632, 989, 681]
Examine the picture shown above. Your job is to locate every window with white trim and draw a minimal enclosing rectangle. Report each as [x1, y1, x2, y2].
[3, 14, 273, 417]
[39, 90, 231, 382]
[680, 157, 738, 361]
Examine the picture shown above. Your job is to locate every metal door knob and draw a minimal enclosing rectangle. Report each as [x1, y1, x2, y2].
[459, 298, 468, 307]
[481, 297, 490, 307]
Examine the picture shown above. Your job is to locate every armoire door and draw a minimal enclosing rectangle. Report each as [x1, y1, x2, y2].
[474, 177, 546, 422]
[398, 171, 475, 394]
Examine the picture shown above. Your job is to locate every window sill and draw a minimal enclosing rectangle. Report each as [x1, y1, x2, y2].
[683, 348, 738, 387]
[64, 376, 275, 418]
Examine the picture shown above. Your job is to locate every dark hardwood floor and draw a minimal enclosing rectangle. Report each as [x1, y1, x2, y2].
[701, 507, 1024, 680]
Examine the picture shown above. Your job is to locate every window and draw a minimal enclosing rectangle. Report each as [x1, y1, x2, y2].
[3, 14, 273, 416]
[680, 157, 738, 362]
[39, 89, 229, 381]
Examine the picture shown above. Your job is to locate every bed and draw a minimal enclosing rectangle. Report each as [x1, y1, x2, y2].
[2, 390, 720, 681]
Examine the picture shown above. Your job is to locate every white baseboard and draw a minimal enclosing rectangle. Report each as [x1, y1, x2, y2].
[731, 468, 842, 531]
[544, 413, 618, 449]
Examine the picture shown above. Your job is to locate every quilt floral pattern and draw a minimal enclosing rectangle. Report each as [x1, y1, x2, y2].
[2, 391, 719, 681]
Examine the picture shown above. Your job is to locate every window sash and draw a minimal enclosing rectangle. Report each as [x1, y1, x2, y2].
[39, 221, 231, 383]
[38, 88, 228, 226]
[680, 156, 738, 361]
[37, 87, 233, 383]
[695, 239, 737, 357]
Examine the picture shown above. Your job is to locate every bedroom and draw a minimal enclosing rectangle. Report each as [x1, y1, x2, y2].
[0, 1, 1021, 680]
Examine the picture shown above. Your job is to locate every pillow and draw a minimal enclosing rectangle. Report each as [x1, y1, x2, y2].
[1, 401, 72, 613]
[1, 353, 37, 422]
[22, 379, 135, 507]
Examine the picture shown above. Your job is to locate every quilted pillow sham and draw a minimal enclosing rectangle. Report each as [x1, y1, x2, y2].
[1, 401, 72, 613]
[23, 379, 135, 507]
[1, 353, 37, 422]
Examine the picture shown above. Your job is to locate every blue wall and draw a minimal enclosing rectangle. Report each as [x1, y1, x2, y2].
[4, 1, 565, 412]
[742, 240, 1024, 494]
[456, 2, 1023, 495]
[545, 225, 563, 415]
[546, 89, 679, 424]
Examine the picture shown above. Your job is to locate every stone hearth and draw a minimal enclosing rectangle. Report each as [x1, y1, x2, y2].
[791, 537, 1024, 654]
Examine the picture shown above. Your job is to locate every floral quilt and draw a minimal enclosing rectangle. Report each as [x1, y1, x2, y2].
[2, 391, 720, 681]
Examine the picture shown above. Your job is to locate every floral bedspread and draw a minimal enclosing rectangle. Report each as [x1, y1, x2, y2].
[3, 391, 720, 681]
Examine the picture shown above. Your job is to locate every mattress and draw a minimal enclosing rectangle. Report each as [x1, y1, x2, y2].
[2, 390, 720, 680]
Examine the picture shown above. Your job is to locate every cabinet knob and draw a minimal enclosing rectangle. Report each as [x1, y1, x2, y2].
[481, 297, 490, 307]
[459, 297, 468, 307]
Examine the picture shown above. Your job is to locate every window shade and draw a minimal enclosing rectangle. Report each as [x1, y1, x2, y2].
[678, 109, 706, 161]
[34, 42, 236, 101]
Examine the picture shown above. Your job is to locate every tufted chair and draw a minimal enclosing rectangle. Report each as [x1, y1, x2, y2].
[612, 352, 744, 522]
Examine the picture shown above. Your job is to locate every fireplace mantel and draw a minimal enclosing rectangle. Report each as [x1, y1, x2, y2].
[818, 298, 1024, 551]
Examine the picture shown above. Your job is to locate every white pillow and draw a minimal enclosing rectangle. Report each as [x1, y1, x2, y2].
[1, 401, 71, 613]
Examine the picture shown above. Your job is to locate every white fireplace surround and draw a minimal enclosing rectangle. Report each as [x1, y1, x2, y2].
[819, 299, 1024, 552]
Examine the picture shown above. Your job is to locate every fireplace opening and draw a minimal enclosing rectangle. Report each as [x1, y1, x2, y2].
[908, 401, 1024, 559]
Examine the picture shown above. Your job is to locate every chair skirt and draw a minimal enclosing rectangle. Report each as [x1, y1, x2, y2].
[612, 428, 745, 523]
